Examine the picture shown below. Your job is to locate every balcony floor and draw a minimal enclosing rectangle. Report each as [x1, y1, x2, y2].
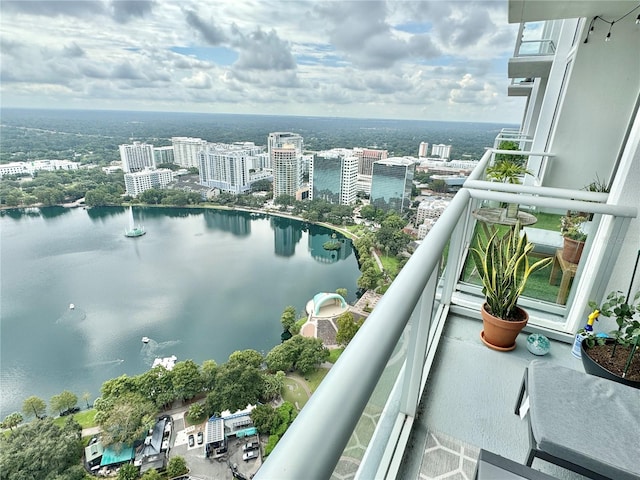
[398, 313, 589, 479]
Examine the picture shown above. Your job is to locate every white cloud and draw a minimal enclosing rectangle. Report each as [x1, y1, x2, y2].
[0, 0, 523, 122]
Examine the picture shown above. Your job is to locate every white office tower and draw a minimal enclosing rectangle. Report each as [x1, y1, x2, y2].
[153, 146, 174, 165]
[198, 144, 255, 194]
[268, 132, 304, 198]
[119, 142, 155, 173]
[124, 168, 174, 197]
[418, 142, 429, 158]
[431, 143, 452, 160]
[310, 149, 359, 205]
[172, 137, 208, 168]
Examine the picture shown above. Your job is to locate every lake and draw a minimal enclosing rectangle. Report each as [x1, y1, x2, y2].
[0, 206, 360, 417]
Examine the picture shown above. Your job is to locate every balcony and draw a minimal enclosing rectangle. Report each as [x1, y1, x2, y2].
[255, 147, 636, 480]
[508, 21, 559, 79]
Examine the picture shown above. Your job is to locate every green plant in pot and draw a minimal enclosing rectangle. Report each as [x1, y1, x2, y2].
[470, 222, 553, 351]
[581, 289, 640, 388]
[485, 159, 532, 218]
[560, 212, 588, 264]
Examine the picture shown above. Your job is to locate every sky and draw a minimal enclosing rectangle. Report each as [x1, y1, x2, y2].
[0, 0, 527, 123]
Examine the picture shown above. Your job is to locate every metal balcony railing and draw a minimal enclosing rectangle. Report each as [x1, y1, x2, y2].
[255, 148, 636, 480]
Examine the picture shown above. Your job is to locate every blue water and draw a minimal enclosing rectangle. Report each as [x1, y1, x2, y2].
[0, 206, 360, 416]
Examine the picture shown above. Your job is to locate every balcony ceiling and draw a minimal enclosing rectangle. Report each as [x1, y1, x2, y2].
[509, 0, 639, 23]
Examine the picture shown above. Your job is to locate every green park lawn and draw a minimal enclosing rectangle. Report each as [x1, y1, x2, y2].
[52, 408, 97, 429]
[328, 347, 344, 364]
[282, 377, 310, 409]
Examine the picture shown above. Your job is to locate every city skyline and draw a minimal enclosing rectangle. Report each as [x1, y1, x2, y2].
[1, 0, 525, 123]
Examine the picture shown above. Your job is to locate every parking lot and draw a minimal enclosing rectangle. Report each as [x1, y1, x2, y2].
[169, 412, 261, 480]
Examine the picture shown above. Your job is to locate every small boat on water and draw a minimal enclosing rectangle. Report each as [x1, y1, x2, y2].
[69, 303, 75, 310]
[142, 336, 150, 344]
[124, 206, 146, 238]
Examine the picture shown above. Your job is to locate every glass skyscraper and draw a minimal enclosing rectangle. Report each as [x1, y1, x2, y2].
[370, 158, 415, 213]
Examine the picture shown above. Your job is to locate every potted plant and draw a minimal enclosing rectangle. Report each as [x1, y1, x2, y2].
[485, 159, 532, 218]
[470, 222, 553, 351]
[581, 289, 640, 388]
[560, 212, 588, 263]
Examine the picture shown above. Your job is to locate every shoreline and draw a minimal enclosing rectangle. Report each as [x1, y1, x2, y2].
[2, 202, 360, 241]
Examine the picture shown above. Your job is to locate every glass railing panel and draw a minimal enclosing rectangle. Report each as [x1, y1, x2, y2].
[459, 206, 596, 311]
[330, 321, 410, 480]
[517, 39, 556, 56]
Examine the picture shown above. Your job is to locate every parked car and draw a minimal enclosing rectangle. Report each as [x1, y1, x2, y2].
[188, 434, 194, 447]
[243, 450, 258, 461]
[242, 442, 258, 451]
[197, 431, 203, 444]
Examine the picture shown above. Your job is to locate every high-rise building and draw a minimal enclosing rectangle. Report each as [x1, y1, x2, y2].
[418, 142, 429, 158]
[124, 168, 173, 197]
[198, 144, 255, 194]
[172, 137, 207, 168]
[309, 150, 358, 205]
[269, 132, 304, 198]
[354, 148, 388, 176]
[153, 146, 175, 165]
[431, 143, 452, 160]
[119, 142, 155, 173]
[370, 157, 416, 213]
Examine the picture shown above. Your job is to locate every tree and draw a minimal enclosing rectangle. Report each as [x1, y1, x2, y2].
[141, 468, 163, 480]
[357, 267, 381, 291]
[335, 288, 348, 300]
[96, 393, 156, 447]
[336, 312, 364, 346]
[82, 392, 92, 409]
[171, 359, 203, 402]
[1, 412, 23, 430]
[295, 337, 330, 376]
[166, 456, 188, 478]
[22, 395, 47, 420]
[228, 349, 264, 369]
[186, 402, 206, 424]
[50, 390, 78, 415]
[117, 463, 139, 480]
[101, 374, 138, 399]
[280, 306, 297, 334]
[206, 361, 265, 415]
[274, 194, 295, 206]
[261, 371, 286, 401]
[250, 404, 278, 434]
[136, 367, 174, 409]
[265, 342, 296, 372]
[0, 417, 82, 479]
[201, 360, 218, 391]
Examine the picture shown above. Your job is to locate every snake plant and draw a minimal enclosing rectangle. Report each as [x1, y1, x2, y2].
[470, 223, 553, 320]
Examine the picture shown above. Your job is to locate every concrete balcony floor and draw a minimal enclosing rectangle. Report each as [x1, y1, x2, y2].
[398, 314, 589, 480]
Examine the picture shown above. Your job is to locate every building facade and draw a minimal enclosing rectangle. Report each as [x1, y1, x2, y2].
[431, 143, 452, 159]
[153, 146, 175, 165]
[0, 160, 80, 178]
[124, 168, 174, 197]
[172, 137, 207, 168]
[198, 144, 263, 194]
[269, 133, 304, 199]
[370, 157, 416, 213]
[309, 150, 358, 205]
[119, 142, 155, 173]
[418, 142, 429, 158]
[354, 147, 388, 176]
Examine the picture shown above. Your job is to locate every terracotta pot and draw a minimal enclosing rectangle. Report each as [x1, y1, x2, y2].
[480, 303, 528, 351]
[562, 237, 584, 263]
[580, 339, 640, 389]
